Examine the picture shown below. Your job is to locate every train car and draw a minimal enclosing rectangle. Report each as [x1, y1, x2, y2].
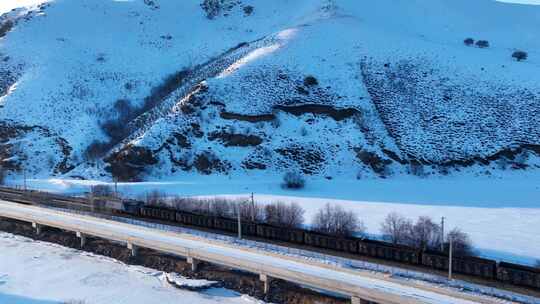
[241, 221, 258, 236]
[141, 206, 175, 221]
[175, 211, 194, 225]
[191, 213, 214, 228]
[214, 217, 238, 233]
[497, 262, 540, 289]
[421, 251, 497, 279]
[358, 239, 420, 264]
[122, 200, 142, 216]
[304, 231, 358, 253]
[256, 224, 304, 244]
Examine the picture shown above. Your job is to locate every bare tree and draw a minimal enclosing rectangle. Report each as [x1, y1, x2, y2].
[313, 203, 364, 237]
[381, 212, 412, 245]
[265, 201, 305, 228]
[144, 190, 168, 207]
[446, 228, 474, 256]
[237, 199, 265, 222]
[409, 216, 441, 251]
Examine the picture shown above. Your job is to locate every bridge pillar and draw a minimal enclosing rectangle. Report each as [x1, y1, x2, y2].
[187, 257, 199, 272]
[259, 274, 272, 295]
[32, 222, 42, 235]
[127, 242, 138, 257]
[76, 231, 86, 248]
[351, 297, 373, 304]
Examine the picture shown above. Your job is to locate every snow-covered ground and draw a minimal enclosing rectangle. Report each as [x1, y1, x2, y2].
[0, 0, 48, 14]
[15, 173, 540, 265]
[0, 232, 266, 304]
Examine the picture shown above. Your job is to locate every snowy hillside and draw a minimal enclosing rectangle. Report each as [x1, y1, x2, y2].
[1, 0, 540, 182]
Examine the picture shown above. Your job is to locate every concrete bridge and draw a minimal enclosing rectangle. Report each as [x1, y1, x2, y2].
[0, 201, 495, 304]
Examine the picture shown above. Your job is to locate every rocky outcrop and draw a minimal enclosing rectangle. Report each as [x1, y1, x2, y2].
[274, 104, 359, 121]
[105, 146, 158, 181]
[208, 131, 263, 147]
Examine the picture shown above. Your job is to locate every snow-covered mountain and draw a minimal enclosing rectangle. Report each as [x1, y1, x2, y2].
[1, 0, 540, 181]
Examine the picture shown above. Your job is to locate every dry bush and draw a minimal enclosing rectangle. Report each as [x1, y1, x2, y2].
[265, 201, 305, 228]
[381, 212, 412, 245]
[282, 172, 305, 189]
[476, 40, 490, 48]
[312, 203, 364, 237]
[463, 38, 474, 46]
[303, 75, 319, 86]
[243, 5, 254, 16]
[512, 50, 528, 62]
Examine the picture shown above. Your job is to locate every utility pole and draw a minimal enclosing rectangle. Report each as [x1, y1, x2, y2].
[250, 192, 255, 222]
[448, 235, 453, 281]
[237, 204, 242, 239]
[114, 178, 118, 198]
[23, 168, 27, 191]
[440, 216, 445, 252]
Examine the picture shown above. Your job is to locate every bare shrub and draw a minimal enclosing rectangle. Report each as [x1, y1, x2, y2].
[243, 5, 254, 16]
[312, 203, 363, 237]
[446, 228, 474, 256]
[96, 53, 106, 62]
[381, 212, 412, 245]
[90, 184, 114, 197]
[300, 126, 308, 136]
[409, 216, 441, 251]
[303, 75, 319, 87]
[201, 0, 223, 19]
[476, 40, 490, 48]
[265, 201, 305, 228]
[463, 38, 475, 46]
[282, 172, 305, 189]
[512, 50, 528, 62]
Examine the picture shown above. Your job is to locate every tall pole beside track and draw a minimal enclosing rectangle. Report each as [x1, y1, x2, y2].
[237, 204, 242, 239]
[441, 216, 445, 252]
[448, 235, 453, 281]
